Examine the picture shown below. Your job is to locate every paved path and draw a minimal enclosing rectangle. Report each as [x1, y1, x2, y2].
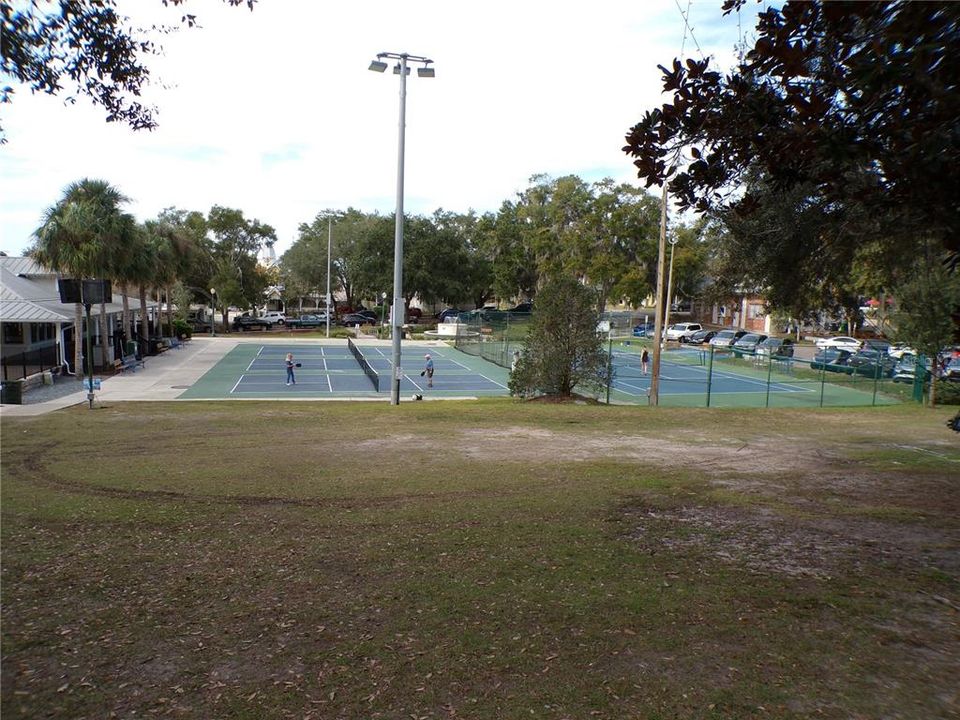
[0, 337, 238, 417]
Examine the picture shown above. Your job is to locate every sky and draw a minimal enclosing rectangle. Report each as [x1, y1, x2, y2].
[0, 0, 749, 260]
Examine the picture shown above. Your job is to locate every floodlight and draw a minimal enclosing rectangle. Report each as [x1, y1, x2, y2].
[417, 66, 435, 78]
[368, 60, 388, 72]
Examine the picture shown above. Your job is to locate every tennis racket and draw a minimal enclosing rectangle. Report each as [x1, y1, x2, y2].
[420, 370, 426, 376]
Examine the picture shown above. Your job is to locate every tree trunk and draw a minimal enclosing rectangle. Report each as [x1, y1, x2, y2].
[74, 303, 83, 379]
[121, 283, 131, 345]
[138, 284, 149, 355]
[930, 365, 939, 408]
[98, 299, 112, 367]
[165, 285, 174, 336]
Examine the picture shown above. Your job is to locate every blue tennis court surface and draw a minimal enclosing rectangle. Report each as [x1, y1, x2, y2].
[179, 342, 510, 399]
[608, 347, 812, 400]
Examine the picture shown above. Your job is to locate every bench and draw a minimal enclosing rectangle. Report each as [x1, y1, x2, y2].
[165, 337, 183, 350]
[114, 355, 146, 374]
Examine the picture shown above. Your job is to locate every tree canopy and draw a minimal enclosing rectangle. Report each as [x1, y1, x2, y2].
[623, 1, 960, 266]
[1, 0, 255, 140]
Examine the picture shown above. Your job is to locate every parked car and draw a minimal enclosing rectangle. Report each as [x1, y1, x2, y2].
[260, 311, 289, 326]
[756, 336, 795, 358]
[687, 328, 717, 345]
[286, 313, 330, 329]
[887, 343, 915, 359]
[732, 333, 768, 356]
[814, 336, 862, 352]
[709, 329, 748, 348]
[665, 322, 703, 342]
[810, 348, 855, 373]
[632, 322, 655, 337]
[339, 312, 376, 326]
[892, 353, 931, 383]
[846, 349, 896, 378]
[507, 301, 533, 313]
[861, 338, 892, 354]
[407, 307, 423, 320]
[232, 314, 272, 331]
[436, 308, 462, 322]
[942, 356, 960, 381]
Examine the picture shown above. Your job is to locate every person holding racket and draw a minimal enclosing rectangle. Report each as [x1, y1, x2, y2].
[421, 353, 434, 388]
[285, 353, 300, 385]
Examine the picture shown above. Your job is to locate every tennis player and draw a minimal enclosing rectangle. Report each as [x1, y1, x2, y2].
[285, 353, 296, 385]
[422, 354, 434, 388]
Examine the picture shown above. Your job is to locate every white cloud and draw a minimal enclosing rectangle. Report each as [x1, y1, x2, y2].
[0, 0, 745, 256]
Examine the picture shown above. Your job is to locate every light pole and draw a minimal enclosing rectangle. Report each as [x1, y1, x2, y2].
[650, 184, 668, 406]
[326, 217, 332, 339]
[662, 236, 680, 343]
[209, 288, 216, 337]
[369, 51, 435, 405]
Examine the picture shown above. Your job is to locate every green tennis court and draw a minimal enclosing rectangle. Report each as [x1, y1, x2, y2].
[606, 342, 903, 408]
[177, 341, 511, 399]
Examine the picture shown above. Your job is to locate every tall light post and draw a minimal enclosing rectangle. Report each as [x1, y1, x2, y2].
[369, 51, 435, 405]
[325, 217, 332, 339]
[650, 185, 668, 406]
[209, 288, 216, 337]
[662, 235, 680, 342]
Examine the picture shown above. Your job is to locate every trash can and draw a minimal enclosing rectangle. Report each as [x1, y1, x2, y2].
[1, 379, 23, 405]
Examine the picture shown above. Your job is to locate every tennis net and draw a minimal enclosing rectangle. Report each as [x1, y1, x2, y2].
[347, 338, 380, 391]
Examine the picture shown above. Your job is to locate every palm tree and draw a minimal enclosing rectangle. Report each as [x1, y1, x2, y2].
[113, 226, 154, 353]
[145, 220, 196, 337]
[31, 179, 135, 374]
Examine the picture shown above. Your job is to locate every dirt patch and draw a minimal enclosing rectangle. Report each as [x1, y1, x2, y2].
[621, 502, 960, 579]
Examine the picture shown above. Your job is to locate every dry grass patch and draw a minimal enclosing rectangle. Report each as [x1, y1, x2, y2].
[2, 401, 958, 719]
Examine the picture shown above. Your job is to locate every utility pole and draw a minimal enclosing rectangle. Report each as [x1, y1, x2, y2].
[649, 184, 668, 406]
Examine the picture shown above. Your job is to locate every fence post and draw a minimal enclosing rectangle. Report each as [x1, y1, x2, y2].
[819, 359, 827, 407]
[606, 334, 613, 404]
[765, 352, 773, 408]
[705, 346, 714, 407]
[913, 355, 926, 404]
[872, 364, 880, 406]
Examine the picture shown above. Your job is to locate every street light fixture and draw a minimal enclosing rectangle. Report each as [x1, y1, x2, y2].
[369, 50, 435, 405]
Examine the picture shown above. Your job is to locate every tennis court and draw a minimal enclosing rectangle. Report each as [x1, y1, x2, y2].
[609, 347, 804, 397]
[607, 343, 900, 407]
[178, 341, 510, 399]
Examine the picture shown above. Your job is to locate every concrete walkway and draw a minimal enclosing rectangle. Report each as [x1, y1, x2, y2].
[0, 337, 239, 417]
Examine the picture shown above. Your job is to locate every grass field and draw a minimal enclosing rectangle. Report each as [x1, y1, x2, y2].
[2, 401, 959, 719]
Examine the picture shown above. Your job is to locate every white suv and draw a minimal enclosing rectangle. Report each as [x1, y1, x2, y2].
[664, 322, 703, 342]
[260, 311, 289, 326]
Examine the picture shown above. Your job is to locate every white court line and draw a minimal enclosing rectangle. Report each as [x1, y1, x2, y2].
[326, 368, 333, 392]
[477, 373, 509, 390]
[445, 354, 472, 370]
[230, 374, 245, 393]
[246, 346, 265, 371]
[614, 379, 649, 396]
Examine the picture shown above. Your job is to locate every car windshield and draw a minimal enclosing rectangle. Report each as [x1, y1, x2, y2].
[715, 331, 734, 339]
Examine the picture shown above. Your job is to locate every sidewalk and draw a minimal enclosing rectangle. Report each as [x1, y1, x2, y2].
[0, 337, 238, 417]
